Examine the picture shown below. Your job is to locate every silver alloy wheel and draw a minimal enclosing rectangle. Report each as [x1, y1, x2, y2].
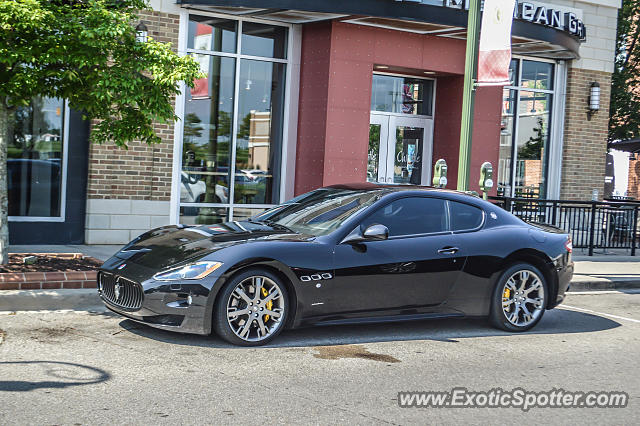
[226, 275, 285, 342]
[501, 269, 545, 327]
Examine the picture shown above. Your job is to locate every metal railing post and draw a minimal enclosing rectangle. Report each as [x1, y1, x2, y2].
[552, 201, 558, 226]
[588, 202, 597, 256]
[632, 206, 638, 257]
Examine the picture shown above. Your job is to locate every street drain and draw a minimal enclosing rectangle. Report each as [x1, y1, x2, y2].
[312, 344, 400, 363]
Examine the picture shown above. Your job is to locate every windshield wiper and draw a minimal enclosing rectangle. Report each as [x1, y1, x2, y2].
[261, 220, 295, 234]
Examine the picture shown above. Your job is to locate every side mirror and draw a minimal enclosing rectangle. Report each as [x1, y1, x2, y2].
[363, 224, 389, 241]
[342, 224, 389, 244]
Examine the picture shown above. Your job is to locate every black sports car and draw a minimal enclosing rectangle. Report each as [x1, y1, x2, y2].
[98, 184, 574, 346]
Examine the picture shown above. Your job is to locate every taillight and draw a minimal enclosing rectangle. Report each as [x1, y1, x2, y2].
[565, 236, 573, 253]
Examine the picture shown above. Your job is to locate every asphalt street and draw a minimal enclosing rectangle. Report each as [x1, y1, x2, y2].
[1, 291, 639, 425]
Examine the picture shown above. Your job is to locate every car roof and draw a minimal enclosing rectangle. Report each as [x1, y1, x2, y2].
[325, 182, 482, 202]
[322, 183, 519, 228]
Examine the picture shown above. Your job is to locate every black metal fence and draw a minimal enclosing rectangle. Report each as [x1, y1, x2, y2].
[489, 197, 639, 256]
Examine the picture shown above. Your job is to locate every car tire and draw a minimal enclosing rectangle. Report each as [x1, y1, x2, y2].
[212, 268, 288, 346]
[489, 263, 548, 332]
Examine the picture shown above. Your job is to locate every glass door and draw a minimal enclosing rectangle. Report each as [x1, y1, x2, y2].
[368, 114, 389, 183]
[369, 114, 432, 185]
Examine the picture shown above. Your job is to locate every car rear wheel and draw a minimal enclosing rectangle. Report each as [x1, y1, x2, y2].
[213, 268, 288, 346]
[489, 263, 547, 332]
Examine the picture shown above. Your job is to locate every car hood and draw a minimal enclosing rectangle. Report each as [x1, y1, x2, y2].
[112, 222, 312, 269]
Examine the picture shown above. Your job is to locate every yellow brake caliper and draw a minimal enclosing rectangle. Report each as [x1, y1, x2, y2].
[261, 287, 273, 322]
[503, 288, 511, 311]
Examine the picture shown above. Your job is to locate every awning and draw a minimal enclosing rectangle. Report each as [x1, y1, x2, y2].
[608, 139, 640, 154]
[177, 0, 582, 59]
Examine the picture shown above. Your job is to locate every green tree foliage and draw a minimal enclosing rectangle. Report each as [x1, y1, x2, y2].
[0, 0, 202, 263]
[610, 0, 640, 141]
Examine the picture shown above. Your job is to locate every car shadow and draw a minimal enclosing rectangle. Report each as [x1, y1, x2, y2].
[120, 307, 622, 349]
[0, 361, 111, 392]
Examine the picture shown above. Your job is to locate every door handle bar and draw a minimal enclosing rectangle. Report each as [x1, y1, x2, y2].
[438, 247, 459, 255]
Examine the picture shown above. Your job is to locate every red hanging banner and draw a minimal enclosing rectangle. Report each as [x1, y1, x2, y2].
[477, 0, 516, 86]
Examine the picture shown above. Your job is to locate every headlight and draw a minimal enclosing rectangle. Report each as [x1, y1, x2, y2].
[153, 261, 223, 281]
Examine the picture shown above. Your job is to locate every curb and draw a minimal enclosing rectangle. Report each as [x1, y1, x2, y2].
[0, 289, 103, 312]
[568, 280, 640, 292]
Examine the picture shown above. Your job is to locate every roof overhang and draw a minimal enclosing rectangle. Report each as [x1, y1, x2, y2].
[177, 0, 583, 60]
[609, 139, 640, 154]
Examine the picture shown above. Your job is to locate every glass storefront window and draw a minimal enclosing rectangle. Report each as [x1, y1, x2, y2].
[497, 59, 555, 198]
[367, 124, 381, 183]
[371, 74, 434, 116]
[182, 16, 289, 223]
[516, 91, 551, 197]
[187, 16, 237, 53]
[234, 59, 286, 205]
[241, 22, 288, 59]
[182, 55, 236, 207]
[180, 206, 229, 225]
[521, 60, 553, 91]
[8, 97, 65, 217]
[231, 207, 268, 222]
[498, 88, 516, 196]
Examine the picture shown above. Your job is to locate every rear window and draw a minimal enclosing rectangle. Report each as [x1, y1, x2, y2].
[450, 201, 484, 231]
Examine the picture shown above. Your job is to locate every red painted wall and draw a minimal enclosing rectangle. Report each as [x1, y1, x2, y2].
[471, 86, 503, 196]
[294, 22, 333, 194]
[432, 76, 464, 189]
[295, 21, 502, 195]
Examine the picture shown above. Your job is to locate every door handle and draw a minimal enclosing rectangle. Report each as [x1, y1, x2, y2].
[438, 247, 459, 255]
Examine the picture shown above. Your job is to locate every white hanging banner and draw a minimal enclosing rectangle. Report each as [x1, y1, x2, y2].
[477, 0, 516, 86]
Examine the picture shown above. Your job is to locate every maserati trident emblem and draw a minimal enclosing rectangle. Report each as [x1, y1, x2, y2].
[114, 281, 121, 300]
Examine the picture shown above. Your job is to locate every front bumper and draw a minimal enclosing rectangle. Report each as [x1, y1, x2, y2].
[100, 291, 211, 335]
[98, 258, 221, 335]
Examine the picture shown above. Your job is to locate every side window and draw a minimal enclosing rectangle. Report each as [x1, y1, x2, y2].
[360, 197, 448, 237]
[450, 201, 484, 232]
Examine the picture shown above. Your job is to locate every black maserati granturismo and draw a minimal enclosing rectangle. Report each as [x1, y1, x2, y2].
[98, 183, 574, 346]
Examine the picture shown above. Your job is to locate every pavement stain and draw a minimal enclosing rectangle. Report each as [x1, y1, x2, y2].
[29, 327, 76, 343]
[312, 344, 400, 363]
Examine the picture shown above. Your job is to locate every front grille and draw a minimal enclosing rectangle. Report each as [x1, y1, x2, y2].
[99, 272, 143, 310]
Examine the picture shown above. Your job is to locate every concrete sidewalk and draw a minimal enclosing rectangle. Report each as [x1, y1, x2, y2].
[571, 254, 640, 291]
[3, 245, 639, 312]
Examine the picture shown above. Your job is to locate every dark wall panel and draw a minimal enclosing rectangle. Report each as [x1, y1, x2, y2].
[9, 110, 90, 244]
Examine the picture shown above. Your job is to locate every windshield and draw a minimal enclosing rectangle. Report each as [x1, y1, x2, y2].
[254, 188, 385, 236]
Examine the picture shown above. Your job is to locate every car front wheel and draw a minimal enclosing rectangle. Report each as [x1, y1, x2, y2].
[213, 268, 288, 346]
[489, 263, 548, 332]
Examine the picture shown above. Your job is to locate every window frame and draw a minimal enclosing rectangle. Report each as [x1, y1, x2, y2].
[353, 194, 453, 240]
[173, 11, 295, 224]
[8, 100, 70, 223]
[447, 200, 486, 234]
[371, 72, 436, 119]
